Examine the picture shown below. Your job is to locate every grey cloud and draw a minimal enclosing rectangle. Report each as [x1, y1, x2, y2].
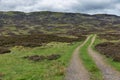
[73, 0, 119, 11]
[0, 0, 120, 15]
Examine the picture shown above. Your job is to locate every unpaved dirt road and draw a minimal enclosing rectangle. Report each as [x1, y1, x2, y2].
[88, 35, 120, 80]
[65, 36, 91, 80]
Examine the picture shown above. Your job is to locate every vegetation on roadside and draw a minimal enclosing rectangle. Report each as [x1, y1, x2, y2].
[80, 35, 103, 80]
[0, 34, 85, 55]
[95, 42, 120, 61]
[93, 34, 120, 72]
[0, 34, 85, 47]
[0, 42, 81, 80]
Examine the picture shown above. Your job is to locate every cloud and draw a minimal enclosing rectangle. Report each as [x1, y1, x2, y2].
[0, 0, 120, 15]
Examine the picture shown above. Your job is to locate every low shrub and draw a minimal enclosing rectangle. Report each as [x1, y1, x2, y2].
[46, 54, 61, 60]
[95, 42, 120, 61]
[24, 54, 61, 62]
[98, 33, 120, 40]
[0, 47, 11, 54]
[0, 34, 85, 48]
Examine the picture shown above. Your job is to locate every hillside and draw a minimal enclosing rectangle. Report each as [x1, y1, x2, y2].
[0, 11, 120, 80]
[0, 11, 120, 36]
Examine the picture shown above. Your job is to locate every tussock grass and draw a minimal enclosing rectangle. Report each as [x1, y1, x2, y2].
[0, 42, 80, 80]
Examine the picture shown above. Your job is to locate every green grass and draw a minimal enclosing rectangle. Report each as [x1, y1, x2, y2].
[93, 36, 120, 72]
[80, 35, 103, 80]
[107, 58, 120, 71]
[0, 42, 81, 80]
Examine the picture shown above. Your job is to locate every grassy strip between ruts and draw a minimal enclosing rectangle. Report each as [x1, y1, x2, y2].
[80, 35, 103, 80]
[93, 36, 120, 72]
[0, 42, 81, 80]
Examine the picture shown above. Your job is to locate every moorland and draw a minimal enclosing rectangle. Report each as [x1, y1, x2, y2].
[0, 11, 120, 80]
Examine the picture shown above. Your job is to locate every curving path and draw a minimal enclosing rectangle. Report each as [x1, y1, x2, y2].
[65, 35, 91, 80]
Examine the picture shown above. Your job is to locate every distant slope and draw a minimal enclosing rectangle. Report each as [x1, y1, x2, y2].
[0, 11, 120, 36]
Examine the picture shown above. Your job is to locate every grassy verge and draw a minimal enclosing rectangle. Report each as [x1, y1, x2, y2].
[93, 36, 120, 72]
[80, 35, 103, 80]
[0, 42, 80, 80]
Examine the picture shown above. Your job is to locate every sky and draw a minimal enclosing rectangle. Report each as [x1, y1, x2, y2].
[0, 0, 120, 15]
